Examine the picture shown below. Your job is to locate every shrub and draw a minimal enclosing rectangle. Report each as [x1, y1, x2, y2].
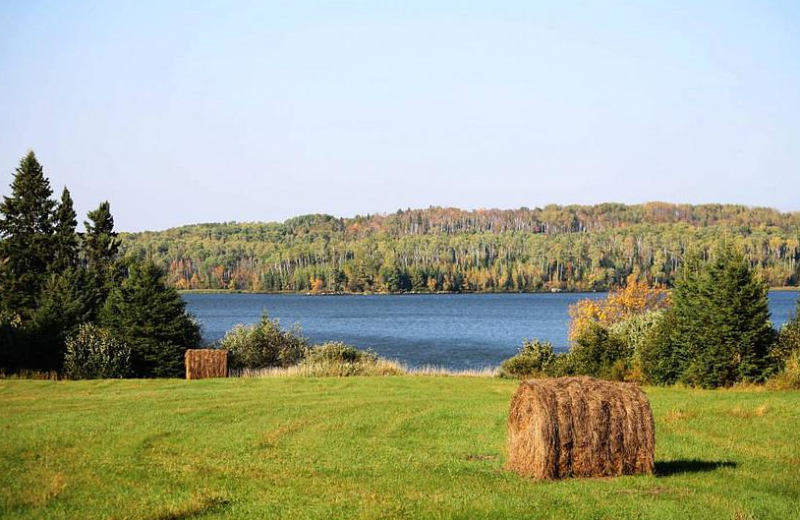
[638, 311, 683, 385]
[608, 309, 666, 381]
[568, 275, 670, 342]
[298, 342, 405, 376]
[771, 311, 800, 369]
[564, 276, 670, 382]
[63, 324, 131, 379]
[766, 350, 800, 390]
[222, 314, 308, 370]
[567, 324, 628, 380]
[499, 340, 557, 379]
[550, 353, 577, 378]
[303, 342, 377, 364]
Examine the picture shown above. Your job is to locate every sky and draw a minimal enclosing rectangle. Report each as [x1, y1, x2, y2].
[1, 1, 799, 231]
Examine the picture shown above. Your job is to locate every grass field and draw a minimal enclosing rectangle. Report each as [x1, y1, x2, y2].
[1, 377, 799, 520]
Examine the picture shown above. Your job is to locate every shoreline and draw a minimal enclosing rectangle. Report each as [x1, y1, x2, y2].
[178, 286, 800, 296]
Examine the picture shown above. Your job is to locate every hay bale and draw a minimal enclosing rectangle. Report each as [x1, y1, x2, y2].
[507, 376, 654, 479]
[185, 349, 228, 380]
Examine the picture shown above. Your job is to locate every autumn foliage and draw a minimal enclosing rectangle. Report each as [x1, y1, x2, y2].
[125, 203, 800, 295]
[568, 276, 670, 342]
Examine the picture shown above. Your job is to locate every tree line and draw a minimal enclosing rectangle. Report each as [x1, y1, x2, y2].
[121, 205, 800, 293]
[0, 152, 200, 376]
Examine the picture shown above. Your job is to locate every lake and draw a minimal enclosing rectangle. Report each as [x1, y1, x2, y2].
[183, 291, 799, 370]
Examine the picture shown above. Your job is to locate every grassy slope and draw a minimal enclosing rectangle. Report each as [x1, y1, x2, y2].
[1, 378, 798, 520]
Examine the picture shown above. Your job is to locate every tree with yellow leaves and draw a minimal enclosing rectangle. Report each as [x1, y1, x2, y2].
[568, 275, 670, 342]
[310, 278, 324, 293]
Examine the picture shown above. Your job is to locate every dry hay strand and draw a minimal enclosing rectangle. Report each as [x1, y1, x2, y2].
[507, 376, 655, 480]
[185, 349, 228, 380]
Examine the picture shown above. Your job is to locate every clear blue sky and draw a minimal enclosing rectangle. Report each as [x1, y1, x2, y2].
[1, 1, 798, 231]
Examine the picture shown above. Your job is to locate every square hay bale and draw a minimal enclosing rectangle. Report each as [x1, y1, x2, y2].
[185, 349, 228, 380]
[507, 376, 655, 479]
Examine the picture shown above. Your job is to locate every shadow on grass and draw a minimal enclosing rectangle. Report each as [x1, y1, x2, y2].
[656, 459, 737, 476]
[150, 496, 231, 520]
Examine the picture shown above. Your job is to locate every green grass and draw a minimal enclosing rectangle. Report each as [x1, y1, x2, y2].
[1, 378, 798, 520]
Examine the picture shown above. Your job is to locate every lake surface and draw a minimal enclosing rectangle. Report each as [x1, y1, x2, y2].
[183, 291, 799, 370]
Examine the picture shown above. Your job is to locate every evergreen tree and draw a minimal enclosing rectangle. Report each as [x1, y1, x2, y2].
[27, 269, 91, 370]
[669, 245, 775, 388]
[0, 316, 23, 372]
[53, 187, 79, 271]
[100, 261, 201, 377]
[0, 151, 57, 320]
[84, 201, 118, 268]
[84, 201, 120, 316]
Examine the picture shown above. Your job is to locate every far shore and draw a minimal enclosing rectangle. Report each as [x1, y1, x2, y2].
[178, 286, 800, 296]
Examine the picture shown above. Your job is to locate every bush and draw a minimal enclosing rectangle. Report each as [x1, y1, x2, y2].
[608, 310, 664, 362]
[766, 350, 800, 390]
[772, 314, 800, 369]
[609, 309, 666, 381]
[222, 314, 308, 370]
[549, 353, 576, 378]
[63, 324, 131, 379]
[303, 342, 377, 364]
[567, 324, 629, 380]
[298, 342, 404, 376]
[499, 340, 557, 379]
[638, 311, 683, 385]
[568, 275, 669, 342]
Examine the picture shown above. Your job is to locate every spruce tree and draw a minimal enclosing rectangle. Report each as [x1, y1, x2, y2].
[27, 269, 91, 370]
[84, 201, 120, 316]
[0, 152, 57, 320]
[669, 245, 775, 387]
[100, 261, 201, 377]
[53, 187, 79, 271]
[84, 201, 118, 268]
[712, 248, 775, 382]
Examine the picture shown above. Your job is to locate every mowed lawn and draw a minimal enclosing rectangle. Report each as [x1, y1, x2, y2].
[1, 378, 798, 520]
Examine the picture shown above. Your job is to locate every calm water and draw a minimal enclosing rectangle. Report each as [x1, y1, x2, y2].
[183, 291, 799, 370]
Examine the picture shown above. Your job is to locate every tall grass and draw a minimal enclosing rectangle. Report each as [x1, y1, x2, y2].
[233, 358, 407, 378]
[0, 369, 61, 380]
[406, 365, 499, 377]
[234, 360, 498, 378]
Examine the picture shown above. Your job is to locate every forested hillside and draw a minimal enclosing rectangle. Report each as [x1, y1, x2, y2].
[121, 203, 800, 293]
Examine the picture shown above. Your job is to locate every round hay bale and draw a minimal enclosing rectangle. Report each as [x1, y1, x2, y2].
[507, 376, 654, 479]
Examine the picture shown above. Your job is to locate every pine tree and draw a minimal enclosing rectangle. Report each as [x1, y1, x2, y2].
[0, 152, 57, 320]
[53, 187, 79, 271]
[100, 261, 201, 377]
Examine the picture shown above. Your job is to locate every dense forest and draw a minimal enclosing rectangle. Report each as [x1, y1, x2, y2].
[121, 203, 800, 293]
